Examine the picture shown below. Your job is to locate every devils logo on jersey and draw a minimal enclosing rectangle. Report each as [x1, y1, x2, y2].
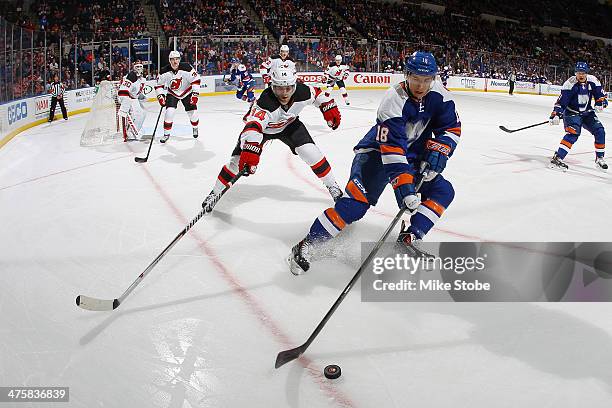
[170, 78, 183, 91]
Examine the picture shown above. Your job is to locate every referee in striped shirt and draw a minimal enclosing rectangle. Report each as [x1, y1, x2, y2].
[48, 75, 68, 122]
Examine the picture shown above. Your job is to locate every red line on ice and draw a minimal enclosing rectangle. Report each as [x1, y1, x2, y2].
[132, 147, 356, 408]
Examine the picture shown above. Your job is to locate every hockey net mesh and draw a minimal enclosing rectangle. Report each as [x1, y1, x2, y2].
[80, 81, 122, 146]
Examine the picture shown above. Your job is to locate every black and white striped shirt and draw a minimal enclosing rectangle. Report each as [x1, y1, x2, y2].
[49, 82, 65, 98]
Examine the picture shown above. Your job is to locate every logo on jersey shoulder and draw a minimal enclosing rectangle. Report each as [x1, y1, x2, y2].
[170, 78, 183, 91]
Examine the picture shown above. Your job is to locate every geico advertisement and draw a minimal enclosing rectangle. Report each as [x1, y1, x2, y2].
[7, 101, 28, 125]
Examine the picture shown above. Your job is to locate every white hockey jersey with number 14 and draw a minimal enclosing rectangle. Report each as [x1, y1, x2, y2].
[241, 82, 331, 142]
[155, 62, 201, 99]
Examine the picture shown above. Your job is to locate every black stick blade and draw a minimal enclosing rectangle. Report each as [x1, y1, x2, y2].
[76, 295, 119, 311]
[275, 345, 305, 369]
[134, 157, 148, 163]
[499, 125, 513, 133]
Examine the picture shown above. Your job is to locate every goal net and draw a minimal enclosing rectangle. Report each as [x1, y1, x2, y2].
[80, 81, 122, 146]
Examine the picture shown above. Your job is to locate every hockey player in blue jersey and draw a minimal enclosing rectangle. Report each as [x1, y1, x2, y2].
[549, 61, 608, 171]
[226, 58, 256, 104]
[288, 51, 461, 275]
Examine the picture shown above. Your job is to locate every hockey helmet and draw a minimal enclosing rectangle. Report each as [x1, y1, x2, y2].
[575, 61, 589, 73]
[270, 65, 297, 101]
[280, 44, 290, 59]
[405, 51, 438, 76]
[335, 55, 342, 63]
[270, 65, 297, 87]
[133, 60, 144, 76]
[169, 50, 181, 63]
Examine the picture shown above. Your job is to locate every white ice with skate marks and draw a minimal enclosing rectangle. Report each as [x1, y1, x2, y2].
[1, 90, 612, 408]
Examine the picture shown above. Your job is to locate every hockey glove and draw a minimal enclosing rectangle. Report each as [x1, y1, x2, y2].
[239, 141, 262, 175]
[157, 94, 166, 107]
[549, 110, 562, 125]
[391, 174, 420, 211]
[320, 100, 341, 130]
[422, 140, 450, 181]
[595, 97, 608, 113]
[190, 92, 199, 106]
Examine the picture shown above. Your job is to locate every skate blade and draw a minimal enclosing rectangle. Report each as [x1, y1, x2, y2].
[286, 254, 305, 276]
[548, 163, 568, 172]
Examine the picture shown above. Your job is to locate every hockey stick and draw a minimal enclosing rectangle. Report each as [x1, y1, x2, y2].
[275, 170, 428, 369]
[76, 169, 248, 311]
[498, 120, 548, 133]
[134, 107, 164, 163]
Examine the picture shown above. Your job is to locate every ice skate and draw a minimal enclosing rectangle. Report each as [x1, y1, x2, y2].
[595, 157, 608, 171]
[549, 153, 568, 171]
[288, 238, 312, 275]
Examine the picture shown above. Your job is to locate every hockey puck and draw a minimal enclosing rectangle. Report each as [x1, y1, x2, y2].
[324, 364, 341, 379]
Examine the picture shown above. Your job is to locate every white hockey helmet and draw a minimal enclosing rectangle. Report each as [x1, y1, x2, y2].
[270, 65, 297, 101]
[280, 44, 290, 53]
[169, 50, 181, 61]
[133, 60, 144, 76]
[270, 65, 297, 87]
[335, 55, 342, 63]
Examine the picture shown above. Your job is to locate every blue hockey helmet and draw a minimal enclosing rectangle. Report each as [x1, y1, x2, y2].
[230, 57, 239, 64]
[575, 61, 589, 73]
[405, 51, 438, 76]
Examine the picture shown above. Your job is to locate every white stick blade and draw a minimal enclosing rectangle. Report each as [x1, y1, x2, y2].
[76, 295, 116, 311]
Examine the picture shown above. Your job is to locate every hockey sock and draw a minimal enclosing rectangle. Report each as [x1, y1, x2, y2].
[296, 144, 338, 189]
[595, 143, 605, 159]
[187, 110, 199, 128]
[309, 208, 346, 241]
[212, 157, 239, 194]
[163, 121, 172, 135]
[409, 199, 446, 238]
[340, 87, 349, 102]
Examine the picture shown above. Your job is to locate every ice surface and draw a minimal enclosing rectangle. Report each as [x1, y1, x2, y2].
[1, 90, 612, 407]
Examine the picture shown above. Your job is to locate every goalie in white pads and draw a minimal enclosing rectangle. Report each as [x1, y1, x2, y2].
[202, 65, 344, 211]
[117, 61, 147, 141]
[155, 51, 201, 143]
[324, 55, 350, 105]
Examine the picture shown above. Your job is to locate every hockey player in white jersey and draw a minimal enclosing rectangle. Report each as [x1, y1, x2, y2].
[117, 60, 147, 141]
[155, 50, 201, 143]
[201, 65, 343, 212]
[324, 55, 350, 105]
[259, 44, 295, 89]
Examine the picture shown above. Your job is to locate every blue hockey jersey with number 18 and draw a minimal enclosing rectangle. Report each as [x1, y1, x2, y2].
[354, 79, 461, 183]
